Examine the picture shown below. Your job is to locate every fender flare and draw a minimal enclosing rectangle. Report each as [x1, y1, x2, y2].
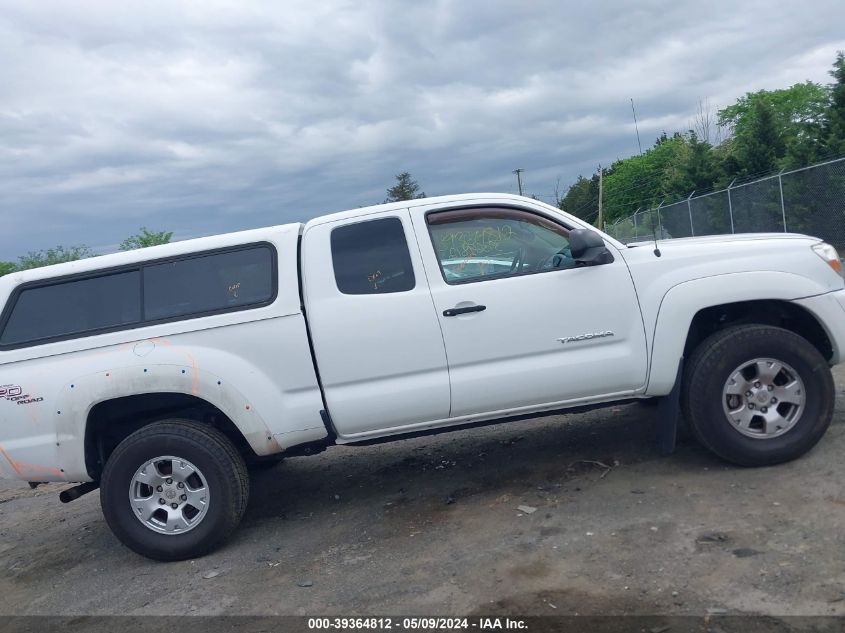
[646, 271, 829, 395]
[54, 363, 282, 480]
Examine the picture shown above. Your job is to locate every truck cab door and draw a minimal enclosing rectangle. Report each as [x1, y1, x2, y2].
[410, 201, 648, 418]
[302, 209, 451, 437]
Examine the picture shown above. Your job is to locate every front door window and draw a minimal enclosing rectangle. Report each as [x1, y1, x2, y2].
[427, 207, 575, 284]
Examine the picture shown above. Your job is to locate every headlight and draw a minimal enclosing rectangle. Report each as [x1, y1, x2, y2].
[811, 242, 842, 275]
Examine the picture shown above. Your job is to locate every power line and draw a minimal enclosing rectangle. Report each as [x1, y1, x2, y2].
[565, 171, 669, 217]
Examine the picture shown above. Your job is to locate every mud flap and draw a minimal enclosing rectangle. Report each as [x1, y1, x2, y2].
[657, 358, 683, 455]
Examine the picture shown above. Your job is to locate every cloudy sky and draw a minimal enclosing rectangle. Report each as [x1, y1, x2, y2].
[1, 0, 844, 258]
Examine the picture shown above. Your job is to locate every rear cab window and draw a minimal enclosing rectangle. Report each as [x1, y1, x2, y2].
[330, 217, 416, 294]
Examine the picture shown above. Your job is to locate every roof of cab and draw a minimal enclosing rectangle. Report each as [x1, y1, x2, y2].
[302, 192, 530, 229]
[0, 193, 540, 291]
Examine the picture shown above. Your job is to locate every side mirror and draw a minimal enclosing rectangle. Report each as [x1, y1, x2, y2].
[569, 229, 614, 266]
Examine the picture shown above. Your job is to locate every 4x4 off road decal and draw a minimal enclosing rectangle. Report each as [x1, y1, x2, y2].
[0, 384, 43, 405]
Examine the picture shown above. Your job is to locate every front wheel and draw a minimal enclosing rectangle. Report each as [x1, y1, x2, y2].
[682, 324, 834, 466]
[100, 420, 249, 561]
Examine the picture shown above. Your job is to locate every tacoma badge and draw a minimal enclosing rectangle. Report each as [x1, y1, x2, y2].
[557, 331, 615, 344]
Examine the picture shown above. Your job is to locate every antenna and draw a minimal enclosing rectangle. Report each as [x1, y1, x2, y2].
[630, 98, 643, 156]
[596, 165, 603, 230]
[650, 200, 664, 257]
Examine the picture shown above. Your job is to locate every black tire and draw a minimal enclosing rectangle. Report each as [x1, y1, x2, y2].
[100, 419, 249, 561]
[682, 324, 834, 466]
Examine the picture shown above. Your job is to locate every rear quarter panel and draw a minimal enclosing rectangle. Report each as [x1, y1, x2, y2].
[0, 226, 326, 482]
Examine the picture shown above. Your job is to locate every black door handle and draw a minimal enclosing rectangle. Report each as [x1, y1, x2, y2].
[443, 304, 486, 317]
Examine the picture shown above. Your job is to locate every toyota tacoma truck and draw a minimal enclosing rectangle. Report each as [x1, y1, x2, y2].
[1, 193, 843, 561]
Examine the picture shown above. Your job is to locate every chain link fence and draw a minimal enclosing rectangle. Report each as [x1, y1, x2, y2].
[606, 157, 845, 250]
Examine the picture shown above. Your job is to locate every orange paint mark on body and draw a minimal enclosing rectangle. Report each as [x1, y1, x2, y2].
[0, 446, 23, 477]
[185, 351, 199, 395]
[0, 445, 62, 478]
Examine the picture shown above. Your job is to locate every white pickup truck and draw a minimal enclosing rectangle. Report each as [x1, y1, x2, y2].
[1, 194, 844, 560]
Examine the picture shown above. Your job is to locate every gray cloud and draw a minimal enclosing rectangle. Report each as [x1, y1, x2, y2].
[1, 0, 844, 257]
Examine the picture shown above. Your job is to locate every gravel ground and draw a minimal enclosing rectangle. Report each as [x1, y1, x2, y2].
[2, 367, 845, 618]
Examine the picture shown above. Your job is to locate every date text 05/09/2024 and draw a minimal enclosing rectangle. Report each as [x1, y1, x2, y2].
[307, 617, 528, 630]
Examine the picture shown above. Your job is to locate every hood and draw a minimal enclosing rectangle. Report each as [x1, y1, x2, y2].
[618, 230, 842, 301]
[624, 232, 822, 249]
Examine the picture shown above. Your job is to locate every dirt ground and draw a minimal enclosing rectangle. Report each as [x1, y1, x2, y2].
[2, 368, 845, 619]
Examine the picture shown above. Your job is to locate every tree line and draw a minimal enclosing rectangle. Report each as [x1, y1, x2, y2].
[559, 52, 845, 225]
[0, 227, 173, 275]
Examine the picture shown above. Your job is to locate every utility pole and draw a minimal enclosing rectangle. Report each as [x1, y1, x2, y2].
[512, 168, 524, 196]
[596, 165, 603, 230]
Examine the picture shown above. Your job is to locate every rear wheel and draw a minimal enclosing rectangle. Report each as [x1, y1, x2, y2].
[100, 420, 249, 561]
[682, 324, 834, 466]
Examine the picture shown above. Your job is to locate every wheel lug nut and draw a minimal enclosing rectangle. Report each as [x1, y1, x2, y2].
[771, 397, 777, 404]
[180, 494, 187, 501]
[767, 385, 773, 391]
[159, 498, 165, 505]
[156, 485, 162, 492]
[754, 381, 761, 388]
[762, 406, 768, 413]
[748, 403, 755, 409]
[171, 503, 178, 509]
[166, 478, 173, 485]
[177, 482, 184, 489]
[745, 391, 752, 397]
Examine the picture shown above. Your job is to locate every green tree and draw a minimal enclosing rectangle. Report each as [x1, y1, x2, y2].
[562, 130, 724, 227]
[601, 133, 694, 221]
[822, 51, 845, 157]
[558, 174, 599, 220]
[16, 245, 93, 270]
[718, 82, 829, 171]
[385, 172, 426, 202]
[119, 227, 173, 251]
[0, 262, 16, 276]
[681, 132, 722, 192]
[658, 131, 723, 198]
[730, 98, 783, 177]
